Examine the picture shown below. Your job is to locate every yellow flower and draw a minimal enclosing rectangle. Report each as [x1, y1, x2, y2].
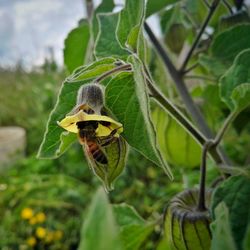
[29, 217, 37, 225]
[36, 212, 46, 223]
[45, 231, 54, 243]
[21, 208, 33, 220]
[57, 110, 123, 136]
[35, 227, 46, 239]
[54, 230, 63, 240]
[26, 237, 36, 247]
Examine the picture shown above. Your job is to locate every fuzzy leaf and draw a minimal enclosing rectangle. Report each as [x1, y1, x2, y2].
[199, 25, 250, 77]
[95, 13, 127, 58]
[105, 58, 173, 179]
[210, 202, 237, 250]
[92, 0, 115, 39]
[113, 204, 155, 250]
[212, 24, 250, 63]
[78, 188, 123, 250]
[117, 0, 145, 51]
[37, 58, 117, 158]
[146, 0, 180, 17]
[64, 20, 90, 73]
[220, 49, 250, 111]
[211, 175, 250, 250]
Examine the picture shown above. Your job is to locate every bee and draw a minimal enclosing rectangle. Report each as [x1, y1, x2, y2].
[77, 120, 119, 164]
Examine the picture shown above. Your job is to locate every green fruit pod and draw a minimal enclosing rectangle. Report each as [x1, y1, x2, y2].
[152, 107, 201, 169]
[85, 136, 127, 192]
[165, 23, 187, 54]
[219, 11, 250, 31]
[164, 189, 212, 250]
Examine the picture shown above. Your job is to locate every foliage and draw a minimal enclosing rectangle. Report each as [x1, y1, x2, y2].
[1, 0, 250, 249]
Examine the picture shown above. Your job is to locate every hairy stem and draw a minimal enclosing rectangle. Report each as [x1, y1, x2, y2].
[197, 111, 238, 210]
[212, 111, 238, 147]
[184, 75, 217, 82]
[95, 64, 131, 83]
[222, 0, 234, 14]
[144, 69, 225, 164]
[197, 141, 213, 211]
[144, 19, 231, 166]
[144, 22, 213, 139]
[180, 0, 221, 72]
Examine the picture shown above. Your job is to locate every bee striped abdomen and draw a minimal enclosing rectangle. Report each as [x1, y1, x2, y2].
[87, 141, 108, 164]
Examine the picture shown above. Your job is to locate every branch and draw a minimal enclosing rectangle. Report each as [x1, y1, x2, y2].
[222, 0, 234, 14]
[95, 64, 131, 83]
[212, 111, 238, 148]
[144, 20, 231, 166]
[184, 75, 217, 82]
[179, 0, 221, 73]
[144, 21, 213, 139]
[197, 140, 213, 211]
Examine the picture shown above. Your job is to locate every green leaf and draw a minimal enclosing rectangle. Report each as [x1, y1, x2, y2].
[64, 20, 90, 73]
[37, 58, 117, 158]
[117, 0, 145, 51]
[220, 49, 250, 111]
[78, 188, 123, 250]
[200, 24, 250, 77]
[113, 203, 155, 250]
[231, 83, 250, 111]
[199, 54, 228, 78]
[210, 202, 237, 250]
[212, 24, 250, 63]
[211, 175, 250, 250]
[105, 58, 173, 179]
[92, 0, 115, 39]
[95, 13, 127, 58]
[113, 203, 145, 226]
[146, 0, 180, 17]
[243, 224, 250, 250]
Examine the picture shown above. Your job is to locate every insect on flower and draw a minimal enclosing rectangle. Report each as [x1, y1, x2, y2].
[57, 84, 123, 165]
[57, 83, 127, 191]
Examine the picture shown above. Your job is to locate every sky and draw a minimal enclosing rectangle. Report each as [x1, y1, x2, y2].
[0, 0, 86, 67]
[0, 0, 159, 68]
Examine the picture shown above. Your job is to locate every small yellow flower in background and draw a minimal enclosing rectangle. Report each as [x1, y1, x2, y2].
[35, 212, 46, 223]
[54, 230, 63, 240]
[45, 231, 54, 243]
[26, 237, 36, 247]
[29, 217, 37, 225]
[36, 227, 46, 239]
[21, 208, 33, 220]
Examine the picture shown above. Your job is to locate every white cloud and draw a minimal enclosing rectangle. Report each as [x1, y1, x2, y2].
[0, 0, 84, 66]
[14, 0, 63, 31]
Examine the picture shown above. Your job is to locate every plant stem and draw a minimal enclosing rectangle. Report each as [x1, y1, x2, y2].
[95, 64, 131, 83]
[144, 71, 224, 164]
[197, 140, 213, 211]
[144, 21, 233, 166]
[144, 22, 213, 139]
[180, 0, 221, 73]
[203, 0, 210, 8]
[184, 75, 217, 82]
[183, 63, 199, 74]
[222, 0, 234, 14]
[212, 111, 238, 147]
[197, 111, 238, 210]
